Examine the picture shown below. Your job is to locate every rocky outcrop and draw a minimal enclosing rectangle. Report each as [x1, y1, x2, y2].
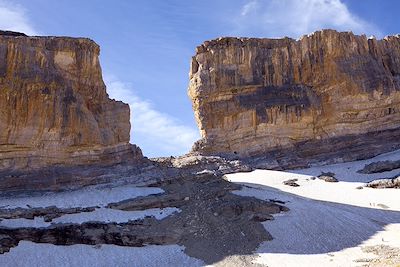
[189, 30, 400, 166]
[358, 160, 400, 174]
[366, 176, 400, 188]
[0, 31, 143, 190]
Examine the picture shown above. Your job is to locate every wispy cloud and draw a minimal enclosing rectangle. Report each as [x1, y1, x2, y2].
[0, 1, 38, 35]
[234, 0, 381, 38]
[105, 76, 200, 157]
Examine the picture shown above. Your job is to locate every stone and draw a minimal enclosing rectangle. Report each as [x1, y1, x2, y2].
[366, 176, 400, 188]
[250, 213, 274, 222]
[0, 31, 143, 191]
[317, 172, 338, 182]
[283, 179, 300, 187]
[358, 160, 400, 174]
[188, 30, 400, 167]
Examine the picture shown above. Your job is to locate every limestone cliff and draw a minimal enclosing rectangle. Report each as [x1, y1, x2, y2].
[189, 30, 400, 165]
[0, 31, 142, 172]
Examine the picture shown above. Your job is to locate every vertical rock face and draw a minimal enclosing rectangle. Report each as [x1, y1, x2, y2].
[189, 30, 400, 162]
[0, 31, 142, 172]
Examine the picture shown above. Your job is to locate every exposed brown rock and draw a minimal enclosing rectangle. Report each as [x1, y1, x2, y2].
[366, 176, 400, 188]
[188, 30, 400, 165]
[0, 31, 143, 190]
[283, 179, 300, 187]
[318, 172, 339, 182]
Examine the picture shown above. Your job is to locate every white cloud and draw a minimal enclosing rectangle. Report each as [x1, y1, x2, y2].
[105, 76, 200, 157]
[234, 0, 381, 38]
[0, 1, 38, 35]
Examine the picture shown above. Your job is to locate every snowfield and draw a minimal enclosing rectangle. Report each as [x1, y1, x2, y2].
[226, 149, 400, 267]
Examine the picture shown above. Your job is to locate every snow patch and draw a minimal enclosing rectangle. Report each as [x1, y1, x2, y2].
[293, 148, 400, 183]
[227, 169, 399, 210]
[0, 208, 180, 229]
[234, 187, 400, 267]
[0, 185, 163, 209]
[225, 149, 400, 266]
[0, 241, 204, 267]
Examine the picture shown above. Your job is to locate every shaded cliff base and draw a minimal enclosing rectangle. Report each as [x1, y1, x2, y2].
[194, 126, 400, 170]
[0, 144, 145, 194]
[0, 147, 252, 194]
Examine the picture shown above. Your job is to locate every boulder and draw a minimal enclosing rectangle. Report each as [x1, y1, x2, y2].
[366, 176, 400, 188]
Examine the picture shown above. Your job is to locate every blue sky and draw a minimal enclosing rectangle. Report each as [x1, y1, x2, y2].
[0, 0, 399, 157]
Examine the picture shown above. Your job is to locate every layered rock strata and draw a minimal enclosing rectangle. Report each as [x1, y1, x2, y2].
[188, 30, 400, 164]
[0, 31, 142, 188]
